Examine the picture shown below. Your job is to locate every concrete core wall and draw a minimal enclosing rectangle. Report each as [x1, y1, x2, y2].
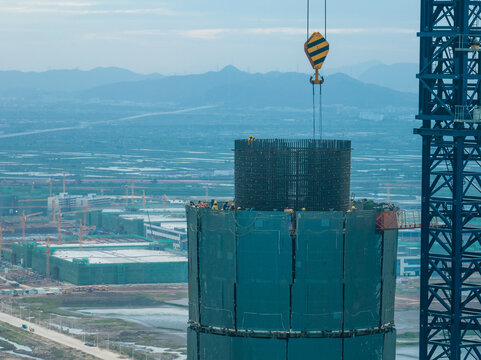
[187, 206, 398, 360]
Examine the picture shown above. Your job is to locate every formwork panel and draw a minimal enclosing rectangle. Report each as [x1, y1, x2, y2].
[287, 338, 342, 360]
[343, 334, 383, 360]
[186, 204, 398, 360]
[344, 211, 382, 330]
[231, 337, 286, 360]
[199, 333, 232, 360]
[187, 206, 200, 323]
[199, 210, 236, 328]
[383, 330, 397, 360]
[236, 211, 292, 283]
[292, 211, 344, 331]
[187, 327, 199, 360]
[236, 211, 292, 331]
[382, 230, 398, 325]
[236, 282, 291, 330]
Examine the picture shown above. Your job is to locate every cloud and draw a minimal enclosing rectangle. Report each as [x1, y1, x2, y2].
[0, 5, 176, 16]
[179, 29, 230, 40]
[246, 27, 305, 36]
[82, 26, 416, 43]
[328, 27, 415, 35]
[248, 27, 415, 36]
[21, 1, 95, 7]
[85, 29, 229, 41]
[177, 27, 416, 39]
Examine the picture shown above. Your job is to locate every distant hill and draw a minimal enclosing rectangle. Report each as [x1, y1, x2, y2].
[0, 67, 163, 93]
[0, 65, 417, 109]
[324, 60, 383, 78]
[80, 66, 417, 109]
[358, 63, 418, 94]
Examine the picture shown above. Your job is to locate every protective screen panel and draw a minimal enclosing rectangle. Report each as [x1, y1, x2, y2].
[232, 337, 286, 360]
[236, 211, 292, 331]
[187, 207, 397, 359]
[292, 211, 344, 331]
[382, 229, 398, 325]
[344, 334, 383, 360]
[187, 205, 200, 323]
[288, 338, 342, 360]
[344, 210, 382, 330]
[199, 210, 236, 328]
[199, 333, 232, 360]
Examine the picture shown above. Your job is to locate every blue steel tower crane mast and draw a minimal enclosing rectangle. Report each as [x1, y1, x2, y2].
[415, 0, 481, 359]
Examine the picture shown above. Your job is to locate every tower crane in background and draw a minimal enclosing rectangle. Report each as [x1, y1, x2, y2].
[21, 211, 43, 242]
[382, 183, 420, 203]
[45, 236, 50, 279]
[163, 194, 169, 213]
[416, 0, 481, 359]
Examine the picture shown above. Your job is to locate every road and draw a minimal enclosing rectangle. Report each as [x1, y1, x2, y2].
[0, 105, 217, 140]
[0, 311, 122, 359]
[0, 275, 31, 289]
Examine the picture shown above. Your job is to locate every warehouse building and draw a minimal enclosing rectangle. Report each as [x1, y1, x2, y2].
[9, 238, 187, 285]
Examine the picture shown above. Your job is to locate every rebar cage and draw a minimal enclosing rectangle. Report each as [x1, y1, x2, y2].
[234, 139, 351, 211]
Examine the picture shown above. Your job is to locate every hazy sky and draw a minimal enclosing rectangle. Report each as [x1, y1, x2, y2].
[0, 0, 420, 74]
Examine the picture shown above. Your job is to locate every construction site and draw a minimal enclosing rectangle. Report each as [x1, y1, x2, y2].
[0, 177, 190, 284]
[0, 0, 479, 359]
[187, 139, 399, 359]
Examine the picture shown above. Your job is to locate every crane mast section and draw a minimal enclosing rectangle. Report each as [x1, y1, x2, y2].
[417, 1, 481, 359]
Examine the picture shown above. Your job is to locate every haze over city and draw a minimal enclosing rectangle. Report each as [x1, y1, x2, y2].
[0, 0, 419, 74]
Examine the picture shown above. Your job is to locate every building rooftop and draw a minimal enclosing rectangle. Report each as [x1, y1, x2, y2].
[52, 248, 187, 264]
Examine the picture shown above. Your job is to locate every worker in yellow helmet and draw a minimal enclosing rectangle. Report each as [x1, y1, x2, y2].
[212, 201, 218, 210]
[248, 135, 254, 144]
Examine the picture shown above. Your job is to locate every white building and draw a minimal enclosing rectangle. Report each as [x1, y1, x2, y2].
[48, 193, 109, 212]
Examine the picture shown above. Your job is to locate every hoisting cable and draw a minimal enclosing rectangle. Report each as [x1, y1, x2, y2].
[325, 0, 327, 38]
[312, 83, 316, 138]
[307, 0, 310, 40]
[305, 0, 328, 140]
[307, 0, 315, 138]
[320, 0, 326, 139]
[319, 79, 323, 140]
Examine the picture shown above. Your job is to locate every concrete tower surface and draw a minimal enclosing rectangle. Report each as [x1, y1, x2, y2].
[186, 139, 398, 359]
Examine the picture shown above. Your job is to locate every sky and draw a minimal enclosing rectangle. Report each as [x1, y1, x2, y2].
[0, 0, 421, 75]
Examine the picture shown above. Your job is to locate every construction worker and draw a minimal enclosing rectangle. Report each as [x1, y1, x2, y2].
[248, 135, 254, 144]
[223, 200, 229, 210]
[284, 209, 296, 232]
[212, 201, 219, 210]
[230, 202, 235, 210]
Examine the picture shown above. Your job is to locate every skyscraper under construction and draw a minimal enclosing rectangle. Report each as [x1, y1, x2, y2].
[186, 139, 398, 359]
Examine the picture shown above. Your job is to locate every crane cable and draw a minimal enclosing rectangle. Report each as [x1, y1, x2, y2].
[307, 0, 327, 140]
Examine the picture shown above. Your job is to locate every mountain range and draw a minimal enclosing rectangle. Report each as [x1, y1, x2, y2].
[0, 64, 418, 109]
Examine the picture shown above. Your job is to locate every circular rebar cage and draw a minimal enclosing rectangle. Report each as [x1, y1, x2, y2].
[234, 139, 351, 211]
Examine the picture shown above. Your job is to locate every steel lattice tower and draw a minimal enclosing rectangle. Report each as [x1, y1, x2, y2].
[416, 0, 481, 359]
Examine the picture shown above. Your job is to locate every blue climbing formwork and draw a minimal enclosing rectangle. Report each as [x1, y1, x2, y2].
[187, 206, 397, 359]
